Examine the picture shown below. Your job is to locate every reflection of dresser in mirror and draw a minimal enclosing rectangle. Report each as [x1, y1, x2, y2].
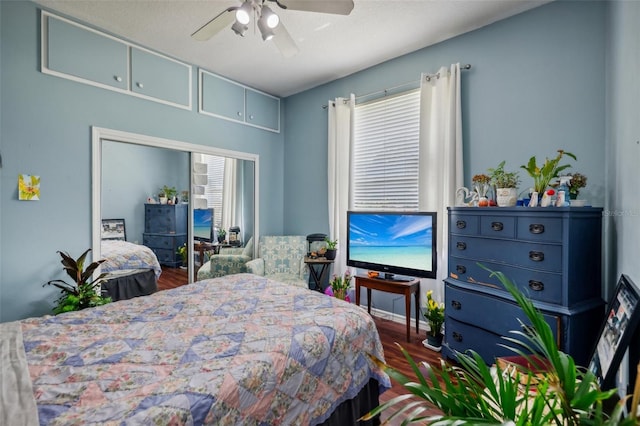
[143, 204, 187, 267]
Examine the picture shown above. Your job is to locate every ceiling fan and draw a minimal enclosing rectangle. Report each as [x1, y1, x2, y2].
[191, 0, 354, 58]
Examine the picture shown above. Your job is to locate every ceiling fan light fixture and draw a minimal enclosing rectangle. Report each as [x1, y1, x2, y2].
[260, 5, 280, 29]
[235, 1, 252, 25]
[258, 21, 275, 41]
[231, 20, 249, 36]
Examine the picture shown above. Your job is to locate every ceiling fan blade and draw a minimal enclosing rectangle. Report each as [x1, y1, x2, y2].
[191, 7, 237, 41]
[274, 0, 354, 15]
[272, 24, 299, 58]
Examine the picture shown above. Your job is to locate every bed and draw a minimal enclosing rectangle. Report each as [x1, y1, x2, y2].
[3, 273, 390, 425]
[100, 240, 162, 301]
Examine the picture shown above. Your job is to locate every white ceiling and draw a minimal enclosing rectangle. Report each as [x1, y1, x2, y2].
[35, 0, 550, 97]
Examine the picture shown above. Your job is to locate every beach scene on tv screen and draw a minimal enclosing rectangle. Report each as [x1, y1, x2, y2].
[349, 214, 433, 271]
[194, 209, 213, 240]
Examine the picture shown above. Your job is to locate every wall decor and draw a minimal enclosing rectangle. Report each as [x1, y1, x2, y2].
[588, 274, 640, 389]
[18, 174, 40, 200]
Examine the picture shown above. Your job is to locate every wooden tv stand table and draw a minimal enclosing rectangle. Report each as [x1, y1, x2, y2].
[355, 275, 420, 342]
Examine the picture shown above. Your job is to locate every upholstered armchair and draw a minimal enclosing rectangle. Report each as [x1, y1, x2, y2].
[245, 235, 309, 289]
[196, 237, 254, 281]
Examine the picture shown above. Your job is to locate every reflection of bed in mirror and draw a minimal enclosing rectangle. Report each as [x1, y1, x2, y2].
[100, 240, 161, 301]
[6, 274, 389, 425]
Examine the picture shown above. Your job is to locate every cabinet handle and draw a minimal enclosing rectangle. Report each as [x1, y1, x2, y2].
[456, 265, 466, 275]
[456, 220, 466, 229]
[529, 223, 545, 234]
[114, 75, 123, 82]
[529, 251, 545, 262]
[491, 221, 504, 231]
[451, 300, 462, 310]
[452, 331, 463, 342]
[249, 114, 255, 120]
[456, 241, 467, 251]
[136, 82, 144, 89]
[237, 111, 243, 117]
[529, 280, 545, 291]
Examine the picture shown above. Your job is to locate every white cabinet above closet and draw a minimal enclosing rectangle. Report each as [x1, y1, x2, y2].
[41, 11, 192, 111]
[199, 69, 280, 133]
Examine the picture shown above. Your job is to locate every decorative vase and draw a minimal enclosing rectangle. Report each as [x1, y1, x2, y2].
[426, 332, 443, 348]
[474, 183, 490, 207]
[496, 187, 517, 207]
[325, 249, 337, 260]
[333, 288, 346, 300]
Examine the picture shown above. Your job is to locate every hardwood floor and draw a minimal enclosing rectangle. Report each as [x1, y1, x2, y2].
[154, 273, 443, 423]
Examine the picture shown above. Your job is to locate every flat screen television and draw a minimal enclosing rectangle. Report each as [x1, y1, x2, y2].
[347, 211, 437, 280]
[193, 208, 214, 242]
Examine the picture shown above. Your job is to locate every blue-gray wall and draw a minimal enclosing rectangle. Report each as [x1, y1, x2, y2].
[2, 0, 639, 325]
[282, 1, 609, 316]
[102, 141, 190, 244]
[0, 1, 285, 321]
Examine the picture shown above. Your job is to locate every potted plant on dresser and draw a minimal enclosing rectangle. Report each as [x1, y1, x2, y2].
[488, 160, 520, 207]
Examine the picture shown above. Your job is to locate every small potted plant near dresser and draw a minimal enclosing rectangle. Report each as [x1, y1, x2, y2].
[423, 290, 445, 351]
[488, 160, 520, 207]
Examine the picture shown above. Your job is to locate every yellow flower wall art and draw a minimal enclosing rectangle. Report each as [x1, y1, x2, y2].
[18, 174, 40, 200]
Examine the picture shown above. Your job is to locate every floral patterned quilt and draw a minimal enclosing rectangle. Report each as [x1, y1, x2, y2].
[101, 240, 162, 279]
[18, 274, 390, 425]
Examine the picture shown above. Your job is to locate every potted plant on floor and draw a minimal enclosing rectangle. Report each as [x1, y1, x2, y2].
[423, 290, 445, 350]
[488, 160, 520, 207]
[176, 243, 188, 268]
[44, 249, 111, 314]
[363, 267, 632, 425]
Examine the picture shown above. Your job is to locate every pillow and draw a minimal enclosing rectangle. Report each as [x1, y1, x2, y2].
[242, 237, 254, 258]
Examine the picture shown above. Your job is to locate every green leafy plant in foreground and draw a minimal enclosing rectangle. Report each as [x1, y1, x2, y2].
[364, 265, 639, 425]
[44, 249, 111, 314]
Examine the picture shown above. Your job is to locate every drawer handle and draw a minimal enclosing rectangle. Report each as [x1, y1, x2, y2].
[529, 251, 545, 262]
[451, 300, 462, 310]
[529, 223, 545, 234]
[529, 280, 545, 291]
[491, 221, 504, 231]
[114, 75, 123, 82]
[456, 265, 466, 275]
[456, 242, 467, 251]
[452, 332, 463, 342]
[456, 220, 467, 229]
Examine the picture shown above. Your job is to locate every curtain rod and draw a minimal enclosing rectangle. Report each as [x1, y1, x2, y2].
[322, 63, 472, 109]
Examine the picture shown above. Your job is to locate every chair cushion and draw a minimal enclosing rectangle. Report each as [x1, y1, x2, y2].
[241, 237, 254, 258]
[259, 236, 307, 277]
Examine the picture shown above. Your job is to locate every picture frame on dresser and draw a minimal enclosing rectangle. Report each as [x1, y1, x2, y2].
[588, 274, 640, 389]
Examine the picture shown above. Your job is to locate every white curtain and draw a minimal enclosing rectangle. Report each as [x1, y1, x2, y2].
[418, 63, 464, 302]
[222, 157, 238, 232]
[327, 94, 355, 277]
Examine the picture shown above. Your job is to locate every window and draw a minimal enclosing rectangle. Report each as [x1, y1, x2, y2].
[200, 154, 225, 228]
[352, 89, 421, 211]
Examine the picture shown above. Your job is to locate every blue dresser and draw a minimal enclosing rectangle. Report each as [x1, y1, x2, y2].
[143, 203, 187, 267]
[443, 207, 604, 366]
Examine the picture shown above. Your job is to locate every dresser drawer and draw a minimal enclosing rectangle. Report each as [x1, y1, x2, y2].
[448, 258, 563, 305]
[144, 204, 187, 234]
[450, 213, 479, 235]
[445, 282, 560, 341]
[151, 248, 177, 263]
[445, 317, 518, 362]
[516, 216, 563, 243]
[480, 215, 515, 239]
[143, 233, 186, 249]
[450, 236, 562, 272]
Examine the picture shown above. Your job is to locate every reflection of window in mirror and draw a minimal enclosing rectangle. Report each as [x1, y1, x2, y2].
[193, 154, 244, 244]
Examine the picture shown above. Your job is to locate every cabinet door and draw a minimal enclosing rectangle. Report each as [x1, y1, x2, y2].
[46, 15, 128, 90]
[131, 47, 191, 108]
[246, 89, 280, 132]
[201, 71, 245, 122]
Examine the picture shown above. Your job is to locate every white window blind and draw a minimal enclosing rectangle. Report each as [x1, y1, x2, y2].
[352, 89, 421, 211]
[201, 155, 225, 228]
